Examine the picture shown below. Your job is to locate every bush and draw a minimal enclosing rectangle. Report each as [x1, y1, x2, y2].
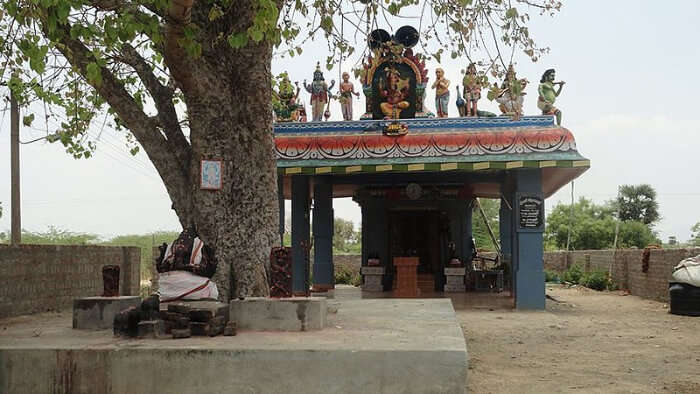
[562, 263, 584, 284]
[544, 270, 560, 283]
[580, 270, 613, 291]
[334, 265, 361, 286]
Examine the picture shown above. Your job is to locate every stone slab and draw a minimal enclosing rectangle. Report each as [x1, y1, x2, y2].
[72, 296, 141, 330]
[1, 299, 467, 394]
[230, 297, 326, 331]
[362, 274, 384, 292]
[444, 267, 467, 276]
[360, 266, 386, 275]
[444, 284, 466, 293]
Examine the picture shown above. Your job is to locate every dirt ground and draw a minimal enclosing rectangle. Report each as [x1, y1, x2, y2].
[459, 285, 700, 394]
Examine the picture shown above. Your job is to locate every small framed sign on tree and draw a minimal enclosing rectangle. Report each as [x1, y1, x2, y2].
[200, 160, 223, 191]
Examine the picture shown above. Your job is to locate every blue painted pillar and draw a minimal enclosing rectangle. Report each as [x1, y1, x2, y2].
[513, 169, 545, 309]
[312, 177, 334, 291]
[291, 175, 310, 295]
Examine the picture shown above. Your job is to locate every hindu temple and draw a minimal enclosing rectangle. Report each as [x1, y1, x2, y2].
[274, 27, 588, 309]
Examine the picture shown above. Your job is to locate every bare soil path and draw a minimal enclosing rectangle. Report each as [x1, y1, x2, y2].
[459, 285, 700, 394]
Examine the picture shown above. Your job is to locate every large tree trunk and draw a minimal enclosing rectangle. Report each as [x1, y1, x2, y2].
[167, 41, 278, 301]
[54, 0, 279, 301]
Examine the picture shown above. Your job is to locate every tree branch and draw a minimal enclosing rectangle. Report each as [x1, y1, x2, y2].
[53, 22, 195, 226]
[119, 43, 192, 173]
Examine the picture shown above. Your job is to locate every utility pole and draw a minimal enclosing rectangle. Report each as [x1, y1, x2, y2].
[565, 181, 574, 251]
[10, 94, 21, 245]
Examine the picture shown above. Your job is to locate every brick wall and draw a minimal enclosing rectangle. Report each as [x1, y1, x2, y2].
[0, 244, 141, 318]
[334, 254, 361, 273]
[544, 248, 700, 302]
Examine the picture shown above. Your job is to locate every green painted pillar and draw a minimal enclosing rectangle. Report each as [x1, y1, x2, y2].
[291, 175, 310, 295]
[312, 177, 334, 291]
[513, 169, 545, 310]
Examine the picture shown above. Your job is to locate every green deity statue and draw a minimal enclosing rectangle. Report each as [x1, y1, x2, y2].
[537, 69, 565, 125]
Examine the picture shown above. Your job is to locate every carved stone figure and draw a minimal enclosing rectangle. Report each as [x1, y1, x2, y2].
[272, 74, 300, 122]
[432, 68, 450, 117]
[494, 65, 528, 120]
[537, 68, 565, 125]
[460, 63, 482, 117]
[339, 72, 360, 120]
[303, 63, 335, 121]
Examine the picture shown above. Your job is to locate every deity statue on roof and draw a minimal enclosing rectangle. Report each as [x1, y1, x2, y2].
[379, 66, 411, 119]
[431, 68, 450, 118]
[458, 63, 483, 117]
[303, 63, 336, 122]
[272, 73, 300, 122]
[537, 68, 565, 125]
[492, 65, 528, 120]
[339, 72, 360, 121]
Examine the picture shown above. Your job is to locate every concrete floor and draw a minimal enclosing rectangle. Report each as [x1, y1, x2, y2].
[331, 284, 515, 310]
[0, 297, 468, 394]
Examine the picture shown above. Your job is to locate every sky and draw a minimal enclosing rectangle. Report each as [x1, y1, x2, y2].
[0, 0, 699, 242]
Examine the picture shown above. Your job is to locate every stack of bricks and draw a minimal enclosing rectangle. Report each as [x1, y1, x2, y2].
[393, 257, 419, 298]
[161, 303, 236, 339]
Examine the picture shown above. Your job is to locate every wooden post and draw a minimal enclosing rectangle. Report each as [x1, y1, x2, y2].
[10, 94, 21, 245]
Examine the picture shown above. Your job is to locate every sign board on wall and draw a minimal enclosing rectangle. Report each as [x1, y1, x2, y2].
[516, 193, 544, 232]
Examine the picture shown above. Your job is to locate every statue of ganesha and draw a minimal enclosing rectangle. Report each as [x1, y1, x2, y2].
[379, 67, 410, 119]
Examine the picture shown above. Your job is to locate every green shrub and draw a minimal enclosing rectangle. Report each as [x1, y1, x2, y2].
[562, 263, 584, 284]
[334, 265, 361, 286]
[544, 270, 560, 283]
[580, 270, 613, 291]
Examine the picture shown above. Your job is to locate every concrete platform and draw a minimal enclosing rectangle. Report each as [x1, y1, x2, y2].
[230, 297, 326, 331]
[0, 298, 467, 394]
[72, 296, 140, 329]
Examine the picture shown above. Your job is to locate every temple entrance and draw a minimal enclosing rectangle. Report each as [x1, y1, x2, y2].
[388, 210, 445, 292]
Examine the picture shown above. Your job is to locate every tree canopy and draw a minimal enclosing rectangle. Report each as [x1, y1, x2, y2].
[545, 197, 659, 250]
[333, 217, 360, 254]
[691, 222, 700, 247]
[615, 184, 660, 226]
[472, 198, 499, 252]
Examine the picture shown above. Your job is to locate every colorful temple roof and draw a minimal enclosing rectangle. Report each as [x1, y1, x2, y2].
[274, 115, 589, 198]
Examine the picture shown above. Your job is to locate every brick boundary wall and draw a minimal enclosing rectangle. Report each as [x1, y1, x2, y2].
[544, 248, 700, 302]
[333, 254, 361, 273]
[0, 244, 141, 319]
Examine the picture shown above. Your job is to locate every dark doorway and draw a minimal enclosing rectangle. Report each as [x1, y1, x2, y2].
[389, 210, 444, 291]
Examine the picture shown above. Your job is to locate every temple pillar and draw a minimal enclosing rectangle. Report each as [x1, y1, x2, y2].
[499, 194, 513, 270]
[512, 169, 545, 310]
[291, 175, 310, 295]
[312, 177, 334, 291]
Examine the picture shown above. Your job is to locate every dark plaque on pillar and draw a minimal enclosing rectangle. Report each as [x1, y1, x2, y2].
[517, 194, 544, 231]
[270, 247, 293, 298]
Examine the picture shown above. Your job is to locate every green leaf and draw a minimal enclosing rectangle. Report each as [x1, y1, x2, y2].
[249, 27, 264, 42]
[22, 113, 35, 127]
[320, 16, 333, 33]
[208, 5, 224, 21]
[227, 32, 248, 49]
[85, 62, 102, 86]
[506, 8, 518, 19]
